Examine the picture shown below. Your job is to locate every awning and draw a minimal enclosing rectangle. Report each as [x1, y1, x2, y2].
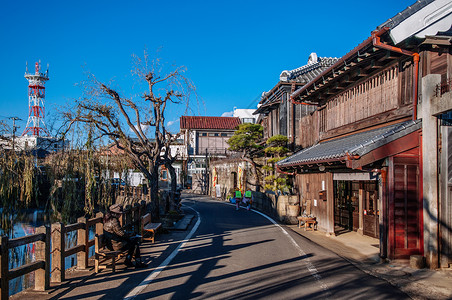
[278, 119, 421, 170]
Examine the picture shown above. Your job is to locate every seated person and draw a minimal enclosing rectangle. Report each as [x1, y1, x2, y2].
[103, 204, 147, 268]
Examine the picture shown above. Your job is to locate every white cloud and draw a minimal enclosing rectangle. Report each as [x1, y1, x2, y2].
[221, 111, 233, 117]
[131, 124, 149, 133]
[167, 119, 180, 127]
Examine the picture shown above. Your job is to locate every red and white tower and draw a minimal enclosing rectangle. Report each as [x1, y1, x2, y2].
[22, 61, 50, 137]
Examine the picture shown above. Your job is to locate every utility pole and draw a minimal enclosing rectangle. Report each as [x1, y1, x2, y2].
[9, 117, 21, 151]
[205, 148, 209, 195]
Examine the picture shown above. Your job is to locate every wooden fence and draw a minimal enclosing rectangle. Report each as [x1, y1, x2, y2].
[0, 201, 148, 299]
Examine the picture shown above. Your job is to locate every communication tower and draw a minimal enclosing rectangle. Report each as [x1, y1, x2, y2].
[22, 61, 50, 136]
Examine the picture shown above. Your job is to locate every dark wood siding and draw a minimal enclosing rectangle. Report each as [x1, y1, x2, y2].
[399, 60, 414, 106]
[279, 96, 287, 136]
[316, 64, 403, 138]
[298, 111, 319, 148]
[431, 52, 448, 82]
[297, 173, 330, 231]
[391, 156, 422, 258]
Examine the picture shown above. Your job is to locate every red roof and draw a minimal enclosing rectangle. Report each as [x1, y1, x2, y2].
[180, 116, 241, 130]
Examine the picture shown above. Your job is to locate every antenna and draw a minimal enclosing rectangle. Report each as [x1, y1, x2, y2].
[22, 60, 50, 137]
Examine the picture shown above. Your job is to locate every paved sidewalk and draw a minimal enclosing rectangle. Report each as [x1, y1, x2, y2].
[287, 224, 452, 300]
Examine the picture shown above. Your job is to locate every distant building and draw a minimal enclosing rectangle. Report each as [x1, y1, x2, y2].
[180, 115, 241, 193]
[102, 138, 185, 187]
[233, 108, 257, 124]
[0, 135, 67, 157]
[16, 136, 66, 152]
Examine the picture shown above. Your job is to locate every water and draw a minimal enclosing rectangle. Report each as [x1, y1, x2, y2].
[2, 210, 95, 297]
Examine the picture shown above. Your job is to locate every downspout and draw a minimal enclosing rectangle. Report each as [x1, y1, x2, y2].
[372, 27, 420, 120]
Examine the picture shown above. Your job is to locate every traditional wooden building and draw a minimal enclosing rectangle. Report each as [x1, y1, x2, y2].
[277, 0, 452, 266]
[255, 53, 339, 148]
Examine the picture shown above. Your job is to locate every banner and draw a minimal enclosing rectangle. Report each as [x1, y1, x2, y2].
[212, 167, 217, 188]
[238, 166, 243, 191]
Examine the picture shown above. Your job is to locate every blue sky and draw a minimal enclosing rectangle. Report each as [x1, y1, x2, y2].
[0, 0, 415, 134]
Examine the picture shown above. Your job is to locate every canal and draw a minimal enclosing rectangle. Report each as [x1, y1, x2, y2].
[1, 210, 95, 297]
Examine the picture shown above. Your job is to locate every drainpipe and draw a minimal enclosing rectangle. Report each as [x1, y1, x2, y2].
[372, 27, 420, 120]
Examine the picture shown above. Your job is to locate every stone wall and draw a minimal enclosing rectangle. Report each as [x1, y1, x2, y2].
[251, 192, 299, 224]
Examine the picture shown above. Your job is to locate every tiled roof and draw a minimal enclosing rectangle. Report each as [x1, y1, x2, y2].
[180, 116, 241, 130]
[278, 120, 422, 167]
[256, 54, 339, 114]
[377, 0, 434, 30]
[279, 55, 339, 83]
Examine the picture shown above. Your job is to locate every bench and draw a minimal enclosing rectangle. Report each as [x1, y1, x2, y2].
[141, 213, 162, 243]
[94, 234, 127, 273]
[304, 220, 317, 231]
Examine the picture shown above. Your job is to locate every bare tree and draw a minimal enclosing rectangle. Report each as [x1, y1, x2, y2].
[64, 52, 196, 213]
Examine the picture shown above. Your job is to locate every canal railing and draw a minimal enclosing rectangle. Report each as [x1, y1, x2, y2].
[0, 200, 148, 299]
[1, 226, 50, 300]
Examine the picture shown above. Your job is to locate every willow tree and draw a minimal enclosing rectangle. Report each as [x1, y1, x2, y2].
[64, 53, 196, 212]
[0, 121, 40, 233]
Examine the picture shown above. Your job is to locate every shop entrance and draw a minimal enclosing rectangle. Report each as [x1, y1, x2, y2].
[334, 179, 379, 238]
[334, 181, 358, 231]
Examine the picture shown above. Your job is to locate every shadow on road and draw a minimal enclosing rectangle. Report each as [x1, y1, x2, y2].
[42, 194, 409, 300]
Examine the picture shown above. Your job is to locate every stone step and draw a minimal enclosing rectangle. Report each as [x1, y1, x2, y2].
[172, 214, 195, 231]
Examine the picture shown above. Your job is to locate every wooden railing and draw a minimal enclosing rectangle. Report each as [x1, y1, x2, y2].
[1, 226, 50, 299]
[0, 200, 149, 299]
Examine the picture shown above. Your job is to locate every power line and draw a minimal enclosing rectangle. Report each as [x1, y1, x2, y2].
[246, 94, 261, 109]
[0, 115, 24, 122]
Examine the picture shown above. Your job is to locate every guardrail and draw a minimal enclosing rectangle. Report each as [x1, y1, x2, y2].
[0, 200, 148, 299]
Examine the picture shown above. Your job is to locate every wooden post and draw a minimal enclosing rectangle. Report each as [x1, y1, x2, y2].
[125, 205, 131, 229]
[140, 200, 146, 217]
[96, 212, 104, 235]
[77, 217, 88, 269]
[358, 185, 364, 235]
[51, 223, 65, 283]
[1, 235, 9, 300]
[35, 226, 50, 291]
[326, 172, 335, 235]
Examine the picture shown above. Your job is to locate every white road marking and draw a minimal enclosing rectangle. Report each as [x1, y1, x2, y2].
[123, 205, 201, 300]
[125, 198, 331, 299]
[225, 201, 332, 298]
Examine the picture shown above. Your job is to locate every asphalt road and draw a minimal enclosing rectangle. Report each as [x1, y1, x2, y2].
[126, 195, 409, 300]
